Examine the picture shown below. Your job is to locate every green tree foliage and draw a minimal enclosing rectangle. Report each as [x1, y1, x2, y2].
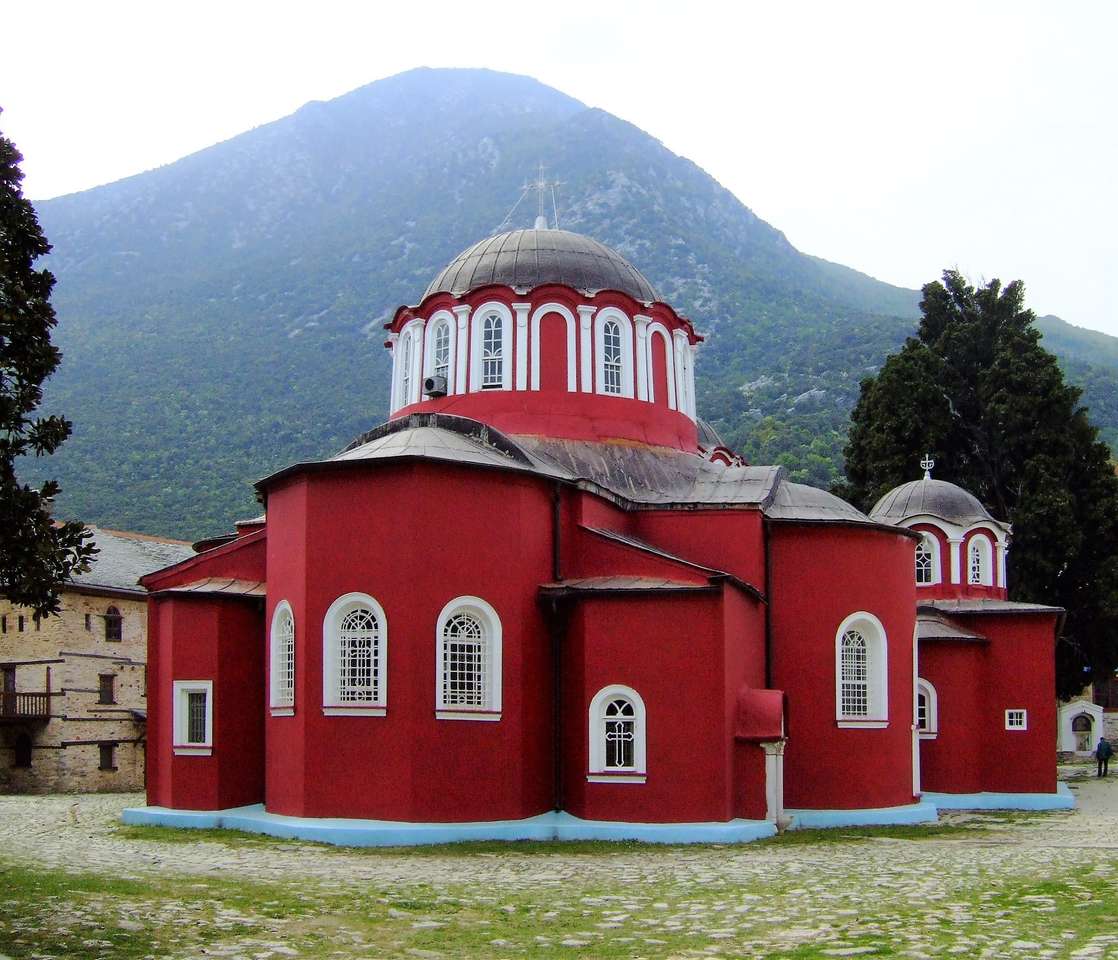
[0, 120, 95, 614]
[838, 270, 1118, 697]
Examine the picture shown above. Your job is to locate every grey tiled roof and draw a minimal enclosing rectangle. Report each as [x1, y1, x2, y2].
[917, 610, 987, 642]
[870, 478, 1007, 530]
[763, 480, 873, 523]
[69, 526, 195, 594]
[920, 599, 1064, 616]
[423, 229, 660, 302]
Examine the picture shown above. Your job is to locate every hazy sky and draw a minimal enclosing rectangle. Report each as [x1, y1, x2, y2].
[3, 1, 1115, 334]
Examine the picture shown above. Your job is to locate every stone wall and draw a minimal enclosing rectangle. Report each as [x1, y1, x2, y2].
[0, 590, 149, 793]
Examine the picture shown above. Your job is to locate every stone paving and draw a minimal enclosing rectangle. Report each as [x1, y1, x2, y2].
[2, 769, 1118, 958]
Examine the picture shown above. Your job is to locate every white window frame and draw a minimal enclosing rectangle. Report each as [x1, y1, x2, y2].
[269, 600, 295, 716]
[172, 680, 213, 756]
[916, 677, 938, 739]
[469, 302, 513, 392]
[1005, 708, 1028, 730]
[915, 531, 941, 586]
[834, 612, 889, 727]
[968, 533, 994, 586]
[435, 596, 502, 721]
[644, 322, 677, 409]
[593, 308, 635, 398]
[587, 684, 647, 783]
[422, 309, 458, 393]
[322, 592, 388, 716]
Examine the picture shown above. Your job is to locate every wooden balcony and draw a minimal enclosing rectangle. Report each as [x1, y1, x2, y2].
[0, 691, 50, 722]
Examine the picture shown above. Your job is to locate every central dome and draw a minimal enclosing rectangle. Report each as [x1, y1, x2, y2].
[869, 477, 997, 526]
[424, 229, 660, 302]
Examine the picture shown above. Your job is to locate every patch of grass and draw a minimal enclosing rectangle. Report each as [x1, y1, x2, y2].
[114, 822, 302, 848]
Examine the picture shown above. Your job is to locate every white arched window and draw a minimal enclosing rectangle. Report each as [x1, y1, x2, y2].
[835, 612, 888, 726]
[588, 684, 647, 783]
[435, 596, 502, 720]
[269, 601, 295, 714]
[422, 310, 457, 393]
[968, 533, 993, 585]
[322, 593, 388, 716]
[469, 303, 512, 392]
[594, 309, 634, 397]
[916, 677, 938, 738]
[915, 532, 940, 585]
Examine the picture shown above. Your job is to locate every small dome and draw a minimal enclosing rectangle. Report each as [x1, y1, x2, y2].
[869, 478, 998, 527]
[424, 229, 660, 302]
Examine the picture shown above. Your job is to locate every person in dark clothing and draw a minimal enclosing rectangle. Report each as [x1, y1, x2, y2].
[1096, 737, 1113, 777]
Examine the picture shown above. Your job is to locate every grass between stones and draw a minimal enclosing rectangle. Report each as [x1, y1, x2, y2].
[6, 811, 1115, 959]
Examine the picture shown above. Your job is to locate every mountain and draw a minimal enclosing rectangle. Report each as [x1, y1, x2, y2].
[25, 67, 1118, 538]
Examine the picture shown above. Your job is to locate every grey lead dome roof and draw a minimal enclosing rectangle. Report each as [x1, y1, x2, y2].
[869, 478, 1002, 528]
[424, 229, 660, 302]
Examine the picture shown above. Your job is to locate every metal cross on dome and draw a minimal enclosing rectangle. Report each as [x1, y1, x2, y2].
[921, 454, 935, 480]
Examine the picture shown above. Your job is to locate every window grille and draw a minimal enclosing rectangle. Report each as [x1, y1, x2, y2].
[603, 697, 636, 768]
[969, 538, 990, 585]
[915, 540, 933, 584]
[482, 314, 503, 388]
[433, 322, 450, 380]
[1005, 709, 1027, 730]
[603, 320, 622, 394]
[104, 606, 122, 641]
[442, 612, 486, 707]
[338, 607, 380, 703]
[274, 608, 295, 707]
[916, 692, 928, 730]
[186, 691, 208, 744]
[840, 629, 869, 717]
[399, 333, 413, 406]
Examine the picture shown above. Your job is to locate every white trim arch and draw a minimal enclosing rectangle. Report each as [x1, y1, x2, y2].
[968, 533, 994, 586]
[593, 307, 635, 398]
[269, 600, 295, 715]
[916, 677, 938, 738]
[834, 611, 889, 726]
[645, 322, 677, 410]
[529, 302, 578, 392]
[588, 684, 647, 782]
[393, 319, 425, 410]
[422, 310, 458, 394]
[322, 592, 388, 716]
[469, 301, 513, 392]
[435, 595, 502, 720]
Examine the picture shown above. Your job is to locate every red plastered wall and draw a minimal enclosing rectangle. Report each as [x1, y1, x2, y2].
[917, 640, 987, 793]
[768, 522, 918, 810]
[636, 509, 766, 589]
[264, 461, 555, 822]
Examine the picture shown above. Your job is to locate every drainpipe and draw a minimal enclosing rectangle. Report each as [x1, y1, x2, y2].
[551, 482, 563, 581]
[763, 518, 773, 690]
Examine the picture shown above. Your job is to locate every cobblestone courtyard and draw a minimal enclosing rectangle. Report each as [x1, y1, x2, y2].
[2, 770, 1118, 958]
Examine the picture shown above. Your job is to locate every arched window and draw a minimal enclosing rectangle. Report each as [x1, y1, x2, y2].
[834, 612, 888, 725]
[322, 593, 388, 716]
[269, 601, 295, 713]
[588, 685, 647, 782]
[481, 314, 503, 388]
[968, 534, 993, 585]
[602, 320, 622, 394]
[104, 606, 122, 642]
[398, 331, 414, 408]
[13, 731, 32, 768]
[915, 537, 934, 585]
[432, 321, 451, 380]
[435, 596, 502, 720]
[916, 678, 938, 737]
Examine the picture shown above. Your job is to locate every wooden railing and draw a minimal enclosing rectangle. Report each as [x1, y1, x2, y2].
[0, 691, 50, 720]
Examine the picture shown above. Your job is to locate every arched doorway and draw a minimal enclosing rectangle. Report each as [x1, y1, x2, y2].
[1072, 713, 1094, 753]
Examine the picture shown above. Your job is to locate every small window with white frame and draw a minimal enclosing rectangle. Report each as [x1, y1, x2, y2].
[1005, 708, 1027, 730]
[435, 596, 502, 720]
[587, 684, 647, 782]
[172, 680, 213, 756]
[835, 612, 889, 726]
[915, 533, 938, 585]
[322, 593, 388, 716]
[916, 677, 938, 737]
[968, 533, 994, 586]
[269, 601, 295, 714]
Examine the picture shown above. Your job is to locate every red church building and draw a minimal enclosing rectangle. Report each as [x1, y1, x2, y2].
[126, 225, 1071, 844]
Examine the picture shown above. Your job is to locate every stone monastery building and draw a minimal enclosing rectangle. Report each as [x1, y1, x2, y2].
[130, 225, 1071, 843]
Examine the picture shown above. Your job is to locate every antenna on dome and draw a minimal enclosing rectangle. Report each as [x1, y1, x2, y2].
[920, 454, 935, 480]
[496, 164, 563, 232]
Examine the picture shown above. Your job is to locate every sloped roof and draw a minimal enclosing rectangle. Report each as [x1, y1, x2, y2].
[870, 478, 1005, 530]
[916, 610, 987, 643]
[763, 480, 873, 523]
[921, 599, 1064, 616]
[69, 526, 195, 595]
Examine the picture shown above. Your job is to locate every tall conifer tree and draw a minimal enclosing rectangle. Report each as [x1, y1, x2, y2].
[0, 118, 95, 613]
[839, 270, 1118, 698]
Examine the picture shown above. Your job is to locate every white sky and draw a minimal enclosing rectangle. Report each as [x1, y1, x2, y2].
[3, 1, 1115, 334]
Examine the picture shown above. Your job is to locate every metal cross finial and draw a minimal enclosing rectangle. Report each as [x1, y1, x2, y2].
[920, 454, 935, 480]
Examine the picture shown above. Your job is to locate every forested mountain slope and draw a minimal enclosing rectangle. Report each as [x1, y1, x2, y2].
[27, 68, 1118, 537]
